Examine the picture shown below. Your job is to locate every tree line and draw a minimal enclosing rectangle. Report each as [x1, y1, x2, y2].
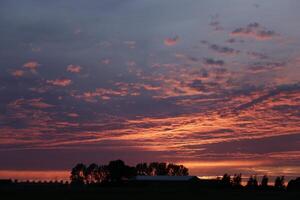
[70, 159, 300, 191]
[70, 160, 189, 184]
[220, 173, 286, 189]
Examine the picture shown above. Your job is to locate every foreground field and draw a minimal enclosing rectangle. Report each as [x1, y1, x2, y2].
[1, 184, 299, 200]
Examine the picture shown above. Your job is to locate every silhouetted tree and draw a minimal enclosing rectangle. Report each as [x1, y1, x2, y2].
[123, 165, 137, 179]
[107, 160, 136, 182]
[221, 174, 231, 186]
[108, 160, 126, 182]
[86, 163, 99, 184]
[70, 163, 87, 184]
[260, 175, 269, 188]
[247, 175, 258, 188]
[177, 165, 189, 176]
[148, 162, 160, 176]
[274, 176, 285, 189]
[287, 177, 300, 191]
[167, 163, 179, 176]
[70, 160, 190, 184]
[97, 165, 110, 183]
[147, 162, 188, 176]
[232, 174, 242, 187]
[157, 162, 168, 175]
[136, 163, 149, 175]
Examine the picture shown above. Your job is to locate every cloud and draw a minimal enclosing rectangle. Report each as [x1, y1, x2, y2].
[74, 88, 128, 102]
[205, 43, 240, 55]
[234, 83, 299, 112]
[47, 78, 72, 87]
[226, 38, 245, 44]
[209, 21, 223, 31]
[73, 82, 161, 103]
[23, 61, 39, 72]
[175, 53, 199, 63]
[67, 65, 81, 73]
[247, 51, 269, 60]
[231, 23, 278, 40]
[256, 30, 276, 40]
[8, 98, 53, 109]
[11, 70, 24, 77]
[203, 58, 225, 66]
[247, 61, 285, 73]
[28, 98, 54, 109]
[164, 36, 179, 46]
[67, 113, 79, 118]
[209, 14, 223, 31]
[126, 60, 137, 67]
[188, 80, 206, 91]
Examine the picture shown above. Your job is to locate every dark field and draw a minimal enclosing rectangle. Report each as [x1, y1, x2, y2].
[1, 184, 299, 200]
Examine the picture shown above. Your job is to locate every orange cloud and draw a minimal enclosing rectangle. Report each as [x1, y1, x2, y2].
[47, 78, 72, 87]
[11, 70, 25, 77]
[230, 23, 278, 40]
[23, 61, 39, 72]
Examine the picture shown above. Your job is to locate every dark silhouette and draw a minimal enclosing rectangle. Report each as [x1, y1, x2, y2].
[135, 162, 189, 176]
[102, 159, 137, 182]
[86, 163, 99, 184]
[148, 162, 168, 175]
[246, 175, 258, 188]
[136, 162, 149, 175]
[70, 163, 87, 185]
[260, 175, 269, 188]
[232, 173, 242, 187]
[274, 176, 285, 189]
[221, 173, 231, 187]
[70, 160, 189, 184]
[287, 177, 300, 191]
[97, 165, 110, 183]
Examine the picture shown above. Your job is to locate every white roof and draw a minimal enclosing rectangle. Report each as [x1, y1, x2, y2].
[133, 176, 198, 181]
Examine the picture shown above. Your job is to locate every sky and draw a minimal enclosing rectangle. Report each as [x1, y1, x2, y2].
[0, 0, 300, 181]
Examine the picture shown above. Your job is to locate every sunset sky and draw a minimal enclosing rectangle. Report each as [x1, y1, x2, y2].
[0, 0, 300, 181]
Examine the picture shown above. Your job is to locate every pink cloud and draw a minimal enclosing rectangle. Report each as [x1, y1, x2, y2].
[67, 64, 82, 73]
[164, 36, 179, 46]
[67, 113, 80, 118]
[23, 61, 39, 72]
[47, 78, 72, 87]
[28, 98, 54, 109]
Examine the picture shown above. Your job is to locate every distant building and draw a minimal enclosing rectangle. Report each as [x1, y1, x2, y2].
[131, 176, 200, 182]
